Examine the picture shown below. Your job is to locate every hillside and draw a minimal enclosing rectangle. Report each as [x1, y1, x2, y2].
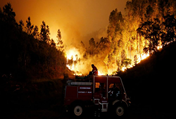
[117, 41, 176, 118]
[0, 41, 176, 119]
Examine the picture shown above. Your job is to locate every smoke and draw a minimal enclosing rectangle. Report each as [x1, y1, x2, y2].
[0, 0, 129, 75]
[69, 54, 108, 76]
[0, 0, 128, 48]
[81, 27, 108, 47]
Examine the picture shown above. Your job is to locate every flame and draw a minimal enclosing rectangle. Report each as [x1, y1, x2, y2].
[122, 67, 126, 71]
[66, 64, 75, 70]
[157, 45, 162, 50]
[98, 71, 104, 76]
[74, 72, 82, 76]
[141, 53, 149, 60]
[66, 47, 80, 74]
[120, 51, 150, 72]
[66, 48, 80, 61]
[65, 40, 175, 75]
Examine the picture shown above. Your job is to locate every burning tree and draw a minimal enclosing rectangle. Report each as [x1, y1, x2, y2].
[107, 9, 125, 72]
[59, 0, 176, 76]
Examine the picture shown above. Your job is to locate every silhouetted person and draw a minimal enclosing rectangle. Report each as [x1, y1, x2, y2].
[90, 64, 98, 75]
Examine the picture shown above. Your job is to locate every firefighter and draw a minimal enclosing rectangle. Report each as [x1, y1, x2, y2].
[86, 64, 98, 81]
[108, 83, 120, 98]
[91, 64, 98, 75]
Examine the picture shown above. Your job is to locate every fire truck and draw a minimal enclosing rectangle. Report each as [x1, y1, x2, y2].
[64, 75, 131, 118]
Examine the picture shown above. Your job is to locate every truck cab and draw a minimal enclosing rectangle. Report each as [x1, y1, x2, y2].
[64, 75, 131, 118]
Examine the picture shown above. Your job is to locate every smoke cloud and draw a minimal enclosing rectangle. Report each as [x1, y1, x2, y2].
[0, 0, 128, 75]
[0, 0, 128, 46]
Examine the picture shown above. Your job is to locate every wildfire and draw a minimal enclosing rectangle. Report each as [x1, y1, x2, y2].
[122, 67, 126, 71]
[140, 52, 150, 61]
[65, 49, 151, 75]
[98, 71, 104, 76]
[157, 45, 162, 50]
[66, 64, 75, 70]
[66, 47, 80, 73]
[66, 48, 80, 61]
[65, 40, 174, 76]
[120, 51, 150, 72]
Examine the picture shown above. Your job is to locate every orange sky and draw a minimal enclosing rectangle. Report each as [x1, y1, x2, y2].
[0, 0, 128, 46]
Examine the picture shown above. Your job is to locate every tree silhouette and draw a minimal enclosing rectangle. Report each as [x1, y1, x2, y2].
[145, 5, 154, 20]
[89, 38, 95, 47]
[25, 17, 34, 35]
[40, 21, 50, 43]
[32, 25, 39, 40]
[2, 3, 16, 24]
[51, 39, 56, 47]
[137, 17, 161, 52]
[122, 58, 132, 67]
[0, 3, 67, 80]
[107, 9, 125, 70]
[57, 29, 64, 51]
[18, 20, 24, 31]
[162, 14, 176, 43]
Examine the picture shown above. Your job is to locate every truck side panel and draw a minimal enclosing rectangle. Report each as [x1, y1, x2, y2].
[65, 86, 78, 105]
[78, 86, 93, 100]
[65, 85, 93, 105]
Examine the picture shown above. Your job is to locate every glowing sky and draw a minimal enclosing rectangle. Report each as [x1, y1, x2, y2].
[0, 0, 128, 45]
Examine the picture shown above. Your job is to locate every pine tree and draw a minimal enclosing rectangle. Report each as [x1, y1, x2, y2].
[51, 39, 56, 47]
[40, 21, 50, 43]
[107, 9, 124, 70]
[18, 20, 24, 31]
[2, 3, 16, 24]
[57, 29, 64, 51]
[25, 17, 34, 35]
[32, 25, 39, 40]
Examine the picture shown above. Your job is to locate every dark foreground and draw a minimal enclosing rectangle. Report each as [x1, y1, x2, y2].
[0, 42, 176, 119]
[0, 74, 176, 119]
[0, 93, 176, 119]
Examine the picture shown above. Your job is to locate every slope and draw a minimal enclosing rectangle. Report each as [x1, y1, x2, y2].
[117, 41, 176, 118]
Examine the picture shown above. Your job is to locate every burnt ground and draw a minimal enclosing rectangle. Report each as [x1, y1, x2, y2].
[0, 42, 176, 119]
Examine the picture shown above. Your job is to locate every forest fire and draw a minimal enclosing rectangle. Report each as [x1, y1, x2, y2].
[66, 48, 78, 71]
[98, 71, 103, 76]
[62, 0, 175, 77]
[157, 45, 163, 50]
[66, 48, 80, 61]
[65, 43, 165, 76]
[66, 48, 105, 75]
[65, 48, 84, 75]
[65, 39, 174, 76]
[139, 52, 150, 62]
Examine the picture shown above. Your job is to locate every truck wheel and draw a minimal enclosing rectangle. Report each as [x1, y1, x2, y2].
[114, 104, 125, 117]
[71, 104, 84, 117]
